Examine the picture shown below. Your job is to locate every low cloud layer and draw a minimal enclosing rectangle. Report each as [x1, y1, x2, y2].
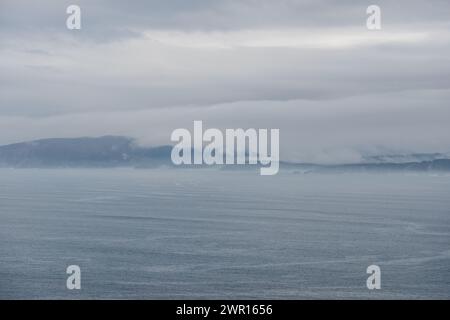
[1, 0, 449, 163]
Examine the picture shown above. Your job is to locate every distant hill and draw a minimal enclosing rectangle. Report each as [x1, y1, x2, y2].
[0, 136, 172, 168]
[362, 152, 450, 164]
[0, 136, 449, 172]
[280, 159, 450, 173]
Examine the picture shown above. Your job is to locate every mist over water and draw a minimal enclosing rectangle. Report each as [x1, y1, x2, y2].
[0, 169, 449, 299]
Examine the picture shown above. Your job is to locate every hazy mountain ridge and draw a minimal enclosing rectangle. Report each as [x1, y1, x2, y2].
[362, 153, 450, 164]
[1, 136, 450, 172]
[0, 136, 172, 168]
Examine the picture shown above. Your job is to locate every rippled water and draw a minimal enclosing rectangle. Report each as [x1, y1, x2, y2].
[0, 168, 449, 299]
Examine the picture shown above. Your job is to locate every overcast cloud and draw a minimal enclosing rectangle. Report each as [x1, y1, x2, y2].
[1, 0, 449, 163]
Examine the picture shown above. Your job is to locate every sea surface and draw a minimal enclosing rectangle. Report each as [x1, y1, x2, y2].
[0, 168, 449, 299]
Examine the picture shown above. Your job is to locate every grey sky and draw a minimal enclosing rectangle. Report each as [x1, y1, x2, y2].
[1, 0, 449, 163]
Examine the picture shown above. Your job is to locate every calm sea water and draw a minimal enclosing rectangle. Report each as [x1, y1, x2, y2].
[0, 168, 449, 299]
